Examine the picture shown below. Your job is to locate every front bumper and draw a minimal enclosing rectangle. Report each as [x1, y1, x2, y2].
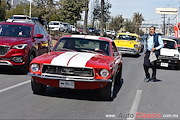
[28, 73, 112, 89]
[157, 56, 180, 68]
[117, 47, 139, 55]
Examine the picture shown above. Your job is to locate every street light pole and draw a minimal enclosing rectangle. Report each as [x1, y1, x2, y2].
[29, 0, 32, 17]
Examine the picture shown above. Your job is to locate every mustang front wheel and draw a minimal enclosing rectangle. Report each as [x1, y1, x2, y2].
[31, 79, 46, 95]
[100, 75, 115, 101]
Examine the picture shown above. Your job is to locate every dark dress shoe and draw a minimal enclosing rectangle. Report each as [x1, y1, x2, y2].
[144, 78, 150, 82]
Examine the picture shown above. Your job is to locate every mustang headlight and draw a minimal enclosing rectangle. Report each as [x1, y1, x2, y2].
[12, 44, 27, 49]
[100, 69, 109, 78]
[30, 63, 40, 72]
[134, 44, 138, 48]
[174, 54, 179, 59]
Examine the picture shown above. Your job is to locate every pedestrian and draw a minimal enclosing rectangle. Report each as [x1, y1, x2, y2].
[143, 26, 164, 82]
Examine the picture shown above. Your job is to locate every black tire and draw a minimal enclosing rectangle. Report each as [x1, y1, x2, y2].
[99, 75, 115, 101]
[22, 52, 36, 74]
[115, 69, 122, 85]
[31, 79, 46, 95]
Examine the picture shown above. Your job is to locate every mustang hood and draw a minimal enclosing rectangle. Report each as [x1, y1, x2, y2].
[32, 52, 113, 68]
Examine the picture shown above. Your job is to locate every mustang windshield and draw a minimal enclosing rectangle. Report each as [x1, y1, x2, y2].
[0, 24, 32, 37]
[118, 35, 137, 40]
[54, 38, 110, 56]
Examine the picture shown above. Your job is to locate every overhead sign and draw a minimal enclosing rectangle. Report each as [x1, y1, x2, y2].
[156, 8, 178, 15]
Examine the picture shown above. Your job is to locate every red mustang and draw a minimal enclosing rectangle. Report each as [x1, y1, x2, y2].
[28, 35, 123, 100]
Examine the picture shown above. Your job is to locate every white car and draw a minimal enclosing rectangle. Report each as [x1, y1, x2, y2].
[157, 36, 180, 69]
[48, 21, 64, 31]
[6, 15, 32, 23]
[106, 30, 111, 35]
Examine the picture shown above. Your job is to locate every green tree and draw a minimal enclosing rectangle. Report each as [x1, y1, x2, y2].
[133, 12, 144, 34]
[124, 19, 136, 33]
[109, 15, 124, 31]
[6, 2, 30, 18]
[32, 0, 55, 20]
[58, 0, 84, 25]
[0, 0, 10, 21]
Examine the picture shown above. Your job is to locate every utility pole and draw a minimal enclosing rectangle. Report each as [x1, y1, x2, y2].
[29, 0, 31, 17]
[162, 14, 166, 35]
[100, 0, 104, 36]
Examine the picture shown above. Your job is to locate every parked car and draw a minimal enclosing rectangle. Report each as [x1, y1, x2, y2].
[114, 32, 142, 56]
[28, 35, 123, 100]
[0, 21, 52, 73]
[6, 15, 32, 23]
[157, 36, 180, 69]
[62, 23, 70, 32]
[88, 27, 96, 34]
[106, 30, 112, 35]
[48, 21, 64, 32]
[69, 25, 77, 33]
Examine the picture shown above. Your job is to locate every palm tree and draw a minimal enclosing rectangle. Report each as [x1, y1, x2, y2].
[133, 12, 144, 34]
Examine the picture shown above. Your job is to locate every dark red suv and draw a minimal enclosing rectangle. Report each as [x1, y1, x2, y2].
[0, 21, 51, 73]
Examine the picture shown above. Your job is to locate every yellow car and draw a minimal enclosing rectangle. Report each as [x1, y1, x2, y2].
[114, 32, 142, 56]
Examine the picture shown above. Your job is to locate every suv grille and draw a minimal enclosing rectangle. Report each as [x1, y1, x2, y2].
[42, 65, 94, 77]
[0, 46, 10, 56]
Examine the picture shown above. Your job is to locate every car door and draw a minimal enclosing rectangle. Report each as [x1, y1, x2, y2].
[33, 25, 45, 56]
[112, 42, 122, 73]
[37, 25, 50, 55]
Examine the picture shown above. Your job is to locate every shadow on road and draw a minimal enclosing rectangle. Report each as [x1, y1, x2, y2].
[122, 54, 141, 58]
[0, 67, 25, 75]
[42, 80, 124, 102]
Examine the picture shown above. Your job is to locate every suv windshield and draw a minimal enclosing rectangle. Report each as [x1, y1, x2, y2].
[118, 35, 137, 40]
[0, 24, 32, 37]
[54, 38, 110, 56]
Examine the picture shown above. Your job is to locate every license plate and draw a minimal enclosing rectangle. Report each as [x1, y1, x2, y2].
[160, 62, 168, 67]
[59, 81, 74, 89]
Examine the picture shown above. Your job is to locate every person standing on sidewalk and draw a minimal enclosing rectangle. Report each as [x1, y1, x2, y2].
[143, 26, 164, 82]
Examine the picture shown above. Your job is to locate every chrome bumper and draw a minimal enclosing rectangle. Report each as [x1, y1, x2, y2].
[28, 73, 112, 82]
[117, 47, 138, 55]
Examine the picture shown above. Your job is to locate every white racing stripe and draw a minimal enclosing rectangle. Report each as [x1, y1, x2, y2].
[51, 52, 78, 66]
[0, 80, 31, 93]
[50, 52, 96, 67]
[68, 52, 96, 67]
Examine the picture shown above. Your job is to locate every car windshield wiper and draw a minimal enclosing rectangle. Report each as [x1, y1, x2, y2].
[80, 49, 97, 54]
[57, 48, 77, 52]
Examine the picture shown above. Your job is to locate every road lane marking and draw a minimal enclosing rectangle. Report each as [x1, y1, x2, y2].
[0, 80, 31, 93]
[127, 89, 142, 120]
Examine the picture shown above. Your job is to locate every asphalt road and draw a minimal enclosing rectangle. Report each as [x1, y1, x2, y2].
[0, 53, 179, 120]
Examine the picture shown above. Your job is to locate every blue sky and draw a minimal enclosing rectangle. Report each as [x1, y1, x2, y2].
[98, 0, 180, 24]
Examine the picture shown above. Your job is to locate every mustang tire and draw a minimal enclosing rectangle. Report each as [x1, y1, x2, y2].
[100, 75, 115, 101]
[31, 79, 46, 95]
[115, 67, 122, 85]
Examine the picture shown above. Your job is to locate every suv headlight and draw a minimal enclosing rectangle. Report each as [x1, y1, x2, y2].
[12, 44, 27, 49]
[174, 54, 179, 59]
[100, 69, 109, 78]
[134, 44, 138, 48]
[30, 63, 40, 72]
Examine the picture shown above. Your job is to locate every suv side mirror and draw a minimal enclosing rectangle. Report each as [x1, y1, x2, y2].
[34, 34, 44, 38]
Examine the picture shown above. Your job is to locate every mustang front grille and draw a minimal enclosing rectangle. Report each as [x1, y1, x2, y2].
[0, 46, 10, 56]
[42, 65, 94, 77]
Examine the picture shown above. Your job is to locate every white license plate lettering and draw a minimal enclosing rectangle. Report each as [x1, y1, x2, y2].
[59, 81, 74, 89]
[160, 62, 168, 67]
